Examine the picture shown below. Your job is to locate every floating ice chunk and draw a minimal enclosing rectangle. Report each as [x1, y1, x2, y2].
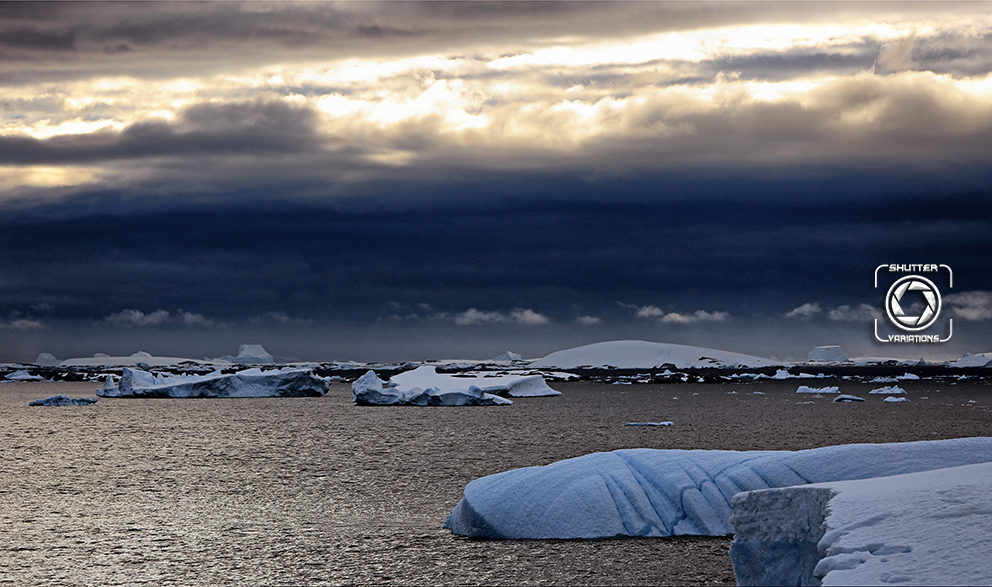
[808, 346, 849, 362]
[869, 376, 898, 383]
[389, 366, 559, 397]
[730, 462, 992, 586]
[896, 372, 920, 380]
[5, 369, 43, 381]
[832, 395, 864, 403]
[34, 353, 60, 366]
[530, 340, 780, 369]
[30, 395, 99, 406]
[97, 367, 329, 398]
[869, 386, 906, 395]
[352, 370, 512, 406]
[883, 396, 908, 403]
[626, 422, 674, 426]
[444, 438, 992, 539]
[796, 385, 840, 394]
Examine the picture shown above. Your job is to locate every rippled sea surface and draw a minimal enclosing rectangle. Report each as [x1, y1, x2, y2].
[3, 377, 989, 585]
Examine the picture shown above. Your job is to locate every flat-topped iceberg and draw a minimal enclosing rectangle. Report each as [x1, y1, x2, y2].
[30, 395, 99, 406]
[530, 340, 781, 369]
[352, 370, 512, 406]
[807, 345, 849, 362]
[390, 366, 559, 398]
[444, 438, 992, 539]
[730, 462, 992, 586]
[97, 367, 329, 398]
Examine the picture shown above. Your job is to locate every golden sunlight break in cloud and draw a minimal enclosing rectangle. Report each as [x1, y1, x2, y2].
[3, 2, 992, 193]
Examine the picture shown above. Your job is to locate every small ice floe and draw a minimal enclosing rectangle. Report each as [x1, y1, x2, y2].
[832, 394, 864, 403]
[6, 370, 43, 381]
[896, 372, 921, 380]
[797, 401, 815, 404]
[752, 391, 764, 395]
[30, 395, 99, 406]
[869, 385, 906, 395]
[625, 421, 674, 426]
[883, 396, 908, 403]
[870, 376, 898, 383]
[796, 385, 840, 394]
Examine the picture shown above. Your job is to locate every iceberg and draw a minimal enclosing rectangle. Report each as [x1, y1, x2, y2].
[869, 385, 906, 395]
[952, 352, 992, 367]
[832, 394, 863, 403]
[351, 370, 512, 406]
[529, 340, 781, 369]
[30, 395, 99, 406]
[97, 367, 329, 398]
[492, 351, 523, 361]
[807, 346, 849, 362]
[34, 353, 60, 366]
[796, 385, 840, 394]
[214, 344, 275, 364]
[730, 462, 992, 586]
[389, 366, 559, 398]
[5, 369, 43, 381]
[443, 438, 992, 539]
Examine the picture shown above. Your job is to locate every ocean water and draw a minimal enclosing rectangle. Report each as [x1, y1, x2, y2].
[1, 381, 735, 586]
[5, 376, 989, 585]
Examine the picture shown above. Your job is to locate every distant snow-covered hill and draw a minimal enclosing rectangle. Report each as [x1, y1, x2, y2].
[530, 340, 782, 369]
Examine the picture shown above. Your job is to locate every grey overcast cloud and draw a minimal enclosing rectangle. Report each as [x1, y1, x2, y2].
[1, 1, 991, 363]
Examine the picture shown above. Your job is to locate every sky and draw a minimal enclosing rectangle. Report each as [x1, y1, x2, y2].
[2, 1, 992, 364]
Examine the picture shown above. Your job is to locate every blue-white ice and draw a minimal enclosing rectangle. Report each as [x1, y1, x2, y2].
[444, 438, 992, 539]
[29, 395, 99, 406]
[97, 367, 329, 398]
[730, 461, 992, 586]
[352, 370, 512, 406]
[5, 369, 43, 381]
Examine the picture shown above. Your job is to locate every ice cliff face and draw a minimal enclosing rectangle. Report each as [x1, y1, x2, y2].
[97, 367, 329, 398]
[730, 461, 992, 586]
[444, 438, 992, 540]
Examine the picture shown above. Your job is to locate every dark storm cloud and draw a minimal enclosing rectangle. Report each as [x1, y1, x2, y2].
[0, 100, 321, 164]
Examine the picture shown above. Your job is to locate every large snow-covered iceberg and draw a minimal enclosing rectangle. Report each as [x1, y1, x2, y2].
[730, 461, 992, 586]
[97, 367, 329, 398]
[444, 438, 992, 539]
[390, 366, 559, 398]
[214, 344, 275, 364]
[529, 340, 781, 369]
[352, 370, 512, 406]
[60, 352, 208, 367]
[951, 352, 992, 367]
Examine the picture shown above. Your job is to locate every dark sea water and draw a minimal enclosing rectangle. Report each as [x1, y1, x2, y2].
[3, 377, 990, 585]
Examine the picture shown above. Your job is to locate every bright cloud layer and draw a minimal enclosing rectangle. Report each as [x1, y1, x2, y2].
[3, 2, 992, 195]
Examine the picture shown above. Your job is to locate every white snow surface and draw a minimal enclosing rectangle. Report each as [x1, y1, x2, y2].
[351, 370, 512, 406]
[389, 366, 560, 398]
[730, 461, 992, 586]
[444, 438, 992, 540]
[807, 346, 850, 362]
[97, 367, 329, 398]
[530, 340, 781, 369]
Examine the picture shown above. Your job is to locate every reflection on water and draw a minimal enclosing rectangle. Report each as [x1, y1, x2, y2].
[2, 381, 742, 585]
